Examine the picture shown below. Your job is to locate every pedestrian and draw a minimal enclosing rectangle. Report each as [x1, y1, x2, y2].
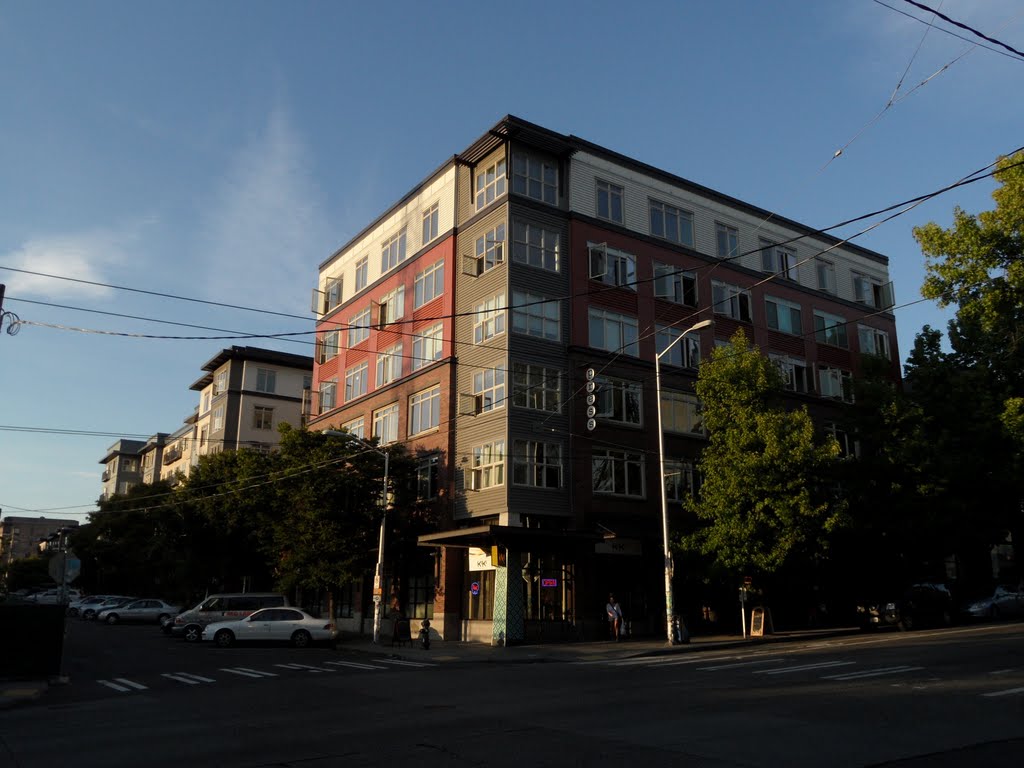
[606, 594, 623, 641]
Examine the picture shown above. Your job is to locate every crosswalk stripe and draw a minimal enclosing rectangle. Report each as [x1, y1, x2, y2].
[982, 686, 1024, 698]
[325, 660, 389, 670]
[113, 678, 148, 690]
[823, 666, 923, 681]
[230, 667, 278, 677]
[97, 679, 130, 692]
[162, 673, 212, 685]
[756, 661, 855, 675]
[698, 658, 787, 671]
[286, 663, 335, 673]
[221, 668, 267, 678]
[274, 663, 323, 673]
[377, 658, 438, 668]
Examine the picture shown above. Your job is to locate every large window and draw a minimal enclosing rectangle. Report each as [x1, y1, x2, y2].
[512, 440, 562, 488]
[422, 202, 439, 244]
[349, 308, 371, 346]
[589, 245, 636, 289]
[417, 455, 440, 500]
[409, 385, 441, 435]
[372, 403, 399, 444]
[512, 154, 557, 204]
[381, 230, 407, 273]
[512, 291, 560, 341]
[319, 330, 340, 363]
[596, 180, 623, 223]
[377, 285, 405, 325]
[214, 370, 227, 396]
[342, 416, 364, 439]
[473, 294, 506, 344]
[475, 224, 506, 274]
[512, 221, 559, 272]
[355, 256, 368, 292]
[475, 159, 506, 209]
[324, 278, 343, 312]
[711, 281, 752, 322]
[761, 239, 798, 281]
[592, 447, 644, 497]
[473, 364, 506, 413]
[818, 366, 853, 403]
[588, 308, 639, 356]
[414, 260, 444, 308]
[470, 441, 505, 490]
[376, 344, 403, 386]
[716, 223, 739, 259]
[213, 407, 224, 431]
[853, 273, 893, 308]
[660, 391, 704, 435]
[512, 363, 561, 412]
[770, 355, 811, 394]
[765, 296, 803, 335]
[664, 460, 698, 502]
[320, 379, 337, 413]
[814, 310, 848, 349]
[655, 325, 701, 369]
[858, 325, 891, 359]
[253, 406, 273, 431]
[596, 377, 642, 425]
[650, 199, 694, 246]
[654, 262, 697, 306]
[816, 259, 835, 294]
[345, 362, 368, 401]
[412, 323, 443, 370]
[826, 422, 860, 458]
[256, 368, 276, 393]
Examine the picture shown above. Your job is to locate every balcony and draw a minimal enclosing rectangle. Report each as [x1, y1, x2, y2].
[101, 470, 111, 482]
[162, 447, 182, 465]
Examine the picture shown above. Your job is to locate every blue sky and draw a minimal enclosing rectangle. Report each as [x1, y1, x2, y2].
[1, 0, 1021, 521]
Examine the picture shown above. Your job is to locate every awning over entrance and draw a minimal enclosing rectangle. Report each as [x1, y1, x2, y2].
[418, 524, 605, 555]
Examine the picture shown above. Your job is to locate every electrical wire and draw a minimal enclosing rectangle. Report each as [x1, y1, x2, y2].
[872, 1, 1024, 60]
[899, 0, 1024, 60]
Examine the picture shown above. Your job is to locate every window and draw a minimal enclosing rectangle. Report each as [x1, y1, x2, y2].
[422, 202, 439, 244]
[660, 391, 704, 435]
[406, 574, 435, 621]
[716, 223, 739, 259]
[650, 199, 694, 246]
[349, 308, 371, 346]
[858, 325, 890, 359]
[213, 407, 224, 431]
[761, 240, 798, 281]
[654, 262, 697, 306]
[664, 460, 698, 502]
[376, 344, 403, 386]
[381, 229, 407, 272]
[818, 366, 853, 403]
[512, 291, 560, 341]
[377, 285, 405, 326]
[345, 362, 368, 401]
[816, 259, 835, 294]
[596, 377, 642, 425]
[512, 221, 559, 272]
[319, 330, 340, 363]
[513, 440, 562, 488]
[475, 159, 506, 209]
[256, 368, 276, 394]
[355, 256, 368, 292]
[588, 244, 636, 289]
[409, 386, 441, 435]
[853, 273, 893, 308]
[473, 294, 506, 344]
[826, 422, 860, 458]
[512, 153, 558, 204]
[303, 374, 312, 391]
[214, 370, 228, 396]
[412, 323, 443, 370]
[512, 363, 561, 412]
[417, 455, 440, 500]
[473, 364, 506, 413]
[414, 260, 444, 309]
[199, 427, 208, 447]
[471, 441, 505, 490]
[202, 393, 211, 413]
[596, 180, 623, 223]
[323, 278, 343, 313]
[711, 281, 752, 322]
[592, 448, 644, 497]
[765, 296, 803, 335]
[372, 403, 399, 444]
[342, 416, 365, 439]
[770, 355, 811, 394]
[589, 308, 639, 357]
[253, 406, 273, 431]
[475, 224, 506, 274]
[655, 325, 701, 369]
[814, 310, 848, 348]
[320, 379, 337, 413]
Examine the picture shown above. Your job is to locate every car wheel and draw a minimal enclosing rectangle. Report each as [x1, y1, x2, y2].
[214, 629, 234, 648]
[183, 625, 202, 643]
[106, 614, 119, 625]
[291, 630, 312, 648]
[83, 610, 95, 620]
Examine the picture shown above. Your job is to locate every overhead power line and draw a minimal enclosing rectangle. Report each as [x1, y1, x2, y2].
[899, 0, 1024, 60]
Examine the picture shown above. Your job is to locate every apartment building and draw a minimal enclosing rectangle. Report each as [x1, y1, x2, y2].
[1, 516, 79, 565]
[99, 439, 146, 502]
[310, 116, 899, 644]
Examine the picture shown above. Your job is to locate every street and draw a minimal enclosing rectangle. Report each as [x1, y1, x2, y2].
[2, 620, 1023, 767]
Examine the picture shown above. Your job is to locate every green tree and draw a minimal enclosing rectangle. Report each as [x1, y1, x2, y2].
[681, 330, 846, 576]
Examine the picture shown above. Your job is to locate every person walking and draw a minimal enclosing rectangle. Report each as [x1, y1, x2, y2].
[606, 594, 623, 641]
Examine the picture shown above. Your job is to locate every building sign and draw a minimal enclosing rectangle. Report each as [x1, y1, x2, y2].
[470, 581, 481, 596]
[595, 538, 642, 556]
[540, 578, 558, 588]
[468, 546, 496, 571]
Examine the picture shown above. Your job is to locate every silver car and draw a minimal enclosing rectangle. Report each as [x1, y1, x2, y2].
[98, 599, 181, 625]
[201, 608, 338, 648]
[82, 596, 135, 620]
[963, 585, 1024, 620]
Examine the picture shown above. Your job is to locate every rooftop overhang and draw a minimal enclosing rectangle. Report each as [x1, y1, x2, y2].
[418, 524, 605, 555]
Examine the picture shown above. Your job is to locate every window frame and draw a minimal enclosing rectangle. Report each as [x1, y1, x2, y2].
[653, 262, 697, 306]
[511, 291, 560, 341]
[342, 416, 365, 439]
[320, 379, 338, 413]
[253, 405, 274, 431]
[659, 390, 704, 435]
[372, 403, 400, 445]
[760, 239, 799, 281]
[511, 153, 558, 205]
[475, 159, 507, 210]
[596, 377, 643, 426]
[473, 293, 506, 344]
[413, 259, 444, 309]
[655, 325, 701, 369]
[588, 308, 640, 357]
[512, 221, 559, 272]
[344, 361, 369, 401]
[380, 229, 408, 273]
[349, 308, 371, 346]
[377, 285, 405, 326]
[711, 280, 752, 322]
[588, 244, 636, 290]
[319, 330, 340, 363]
[818, 365, 854, 403]
[770, 354, 811, 394]
[765, 295, 803, 336]
[470, 441, 505, 490]
[596, 179, 624, 223]
[408, 385, 441, 436]
[256, 368, 277, 394]
[858, 325, 891, 359]
[592, 447, 645, 497]
[422, 202, 439, 245]
[816, 259, 836, 294]
[475, 224, 506, 274]
[355, 256, 368, 292]
[376, 343, 403, 387]
[663, 459, 698, 502]
[814, 310, 849, 349]
[511, 362, 562, 413]
[412, 322, 444, 371]
[416, 454, 440, 500]
[716, 223, 739, 259]
[512, 440, 562, 489]
[472, 364, 507, 414]
[649, 198, 695, 246]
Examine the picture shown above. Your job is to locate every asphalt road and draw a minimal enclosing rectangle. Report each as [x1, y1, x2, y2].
[2, 619, 1023, 767]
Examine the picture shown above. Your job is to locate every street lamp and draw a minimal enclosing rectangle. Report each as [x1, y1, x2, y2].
[324, 430, 390, 644]
[655, 317, 712, 645]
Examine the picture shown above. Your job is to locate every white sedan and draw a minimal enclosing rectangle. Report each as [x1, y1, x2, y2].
[202, 607, 338, 648]
[97, 599, 181, 625]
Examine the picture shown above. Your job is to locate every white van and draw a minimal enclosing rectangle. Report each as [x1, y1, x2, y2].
[171, 593, 289, 642]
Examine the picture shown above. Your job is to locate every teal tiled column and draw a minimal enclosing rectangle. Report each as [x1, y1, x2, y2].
[491, 553, 524, 646]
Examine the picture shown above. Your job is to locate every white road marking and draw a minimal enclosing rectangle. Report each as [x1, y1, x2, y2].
[982, 686, 1024, 698]
[988, 669, 1015, 675]
[97, 679, 130, 692]
[376, 658, 439, 668]
[162, 673, 214, 685]
[220, 667, 277, 678]
[698, 658, 787, 671]
[823, 666, 923, 681]
[586, 654, 739, 667]
[113, 678, 148, 690]
[325, 660, 389, 670]
[756, 661, 855, 675]
[286, 663, 336, 673]
[274, 663, 323, 673]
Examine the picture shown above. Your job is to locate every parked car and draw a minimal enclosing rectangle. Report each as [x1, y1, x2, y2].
[962, 584, 1024, 620]
[82, 596, 135, 620]
[98, 599, 181, 625]
[857, 583, 955, 631]
[171, 593, 289, 642]
[202, 607, 337, 648]
[68, 594, 116, 617]
[32, 588, 82, 604]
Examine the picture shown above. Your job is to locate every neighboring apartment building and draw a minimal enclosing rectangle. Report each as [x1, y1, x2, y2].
[99, 439, 146, 501]
[1, 516, 79, 565]
[159, 415, 197, 485]
[139, 433, 169, 485]
[311, 115, 900, 644]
